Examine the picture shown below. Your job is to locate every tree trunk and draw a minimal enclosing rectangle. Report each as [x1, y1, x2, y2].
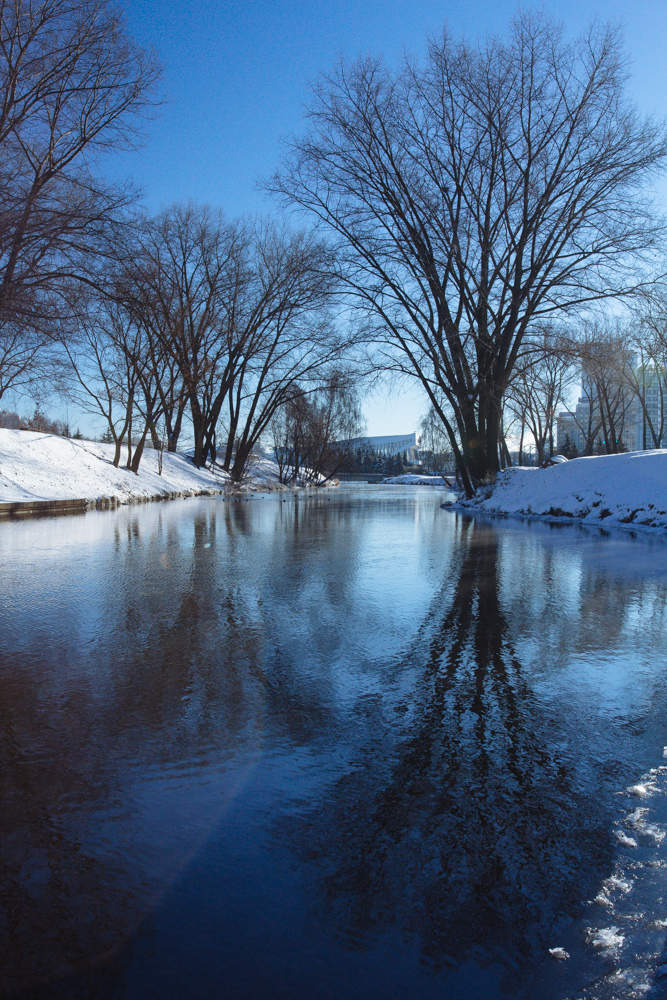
[130, 426, 149, 474]
[150, 424, 161, 450]
[190, 397, 207, 467]
[458, 388, 502, 491]
[165, 401, 185, 452]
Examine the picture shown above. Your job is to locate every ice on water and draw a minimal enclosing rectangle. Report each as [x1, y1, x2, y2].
[587, 925, 625, 953]
[577, 754, 667, 997]
[616, 830, 639, 848]
[625, 807, 666, 845]
[628, 782, 659, 798]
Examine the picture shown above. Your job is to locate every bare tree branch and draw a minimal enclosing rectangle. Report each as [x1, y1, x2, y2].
[272, 14, 667, 493]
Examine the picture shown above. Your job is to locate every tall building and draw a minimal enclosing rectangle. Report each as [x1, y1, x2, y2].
[556, 409, 585, 454]
[634, 366, 666, 449]
[557, 364, 666, 454]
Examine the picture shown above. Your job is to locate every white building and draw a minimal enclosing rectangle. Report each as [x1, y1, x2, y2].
[557, 366, 666, 454]
[635, 368, 666, 448]
[556, 410, 585, 453]
[343, 432, 421, 460]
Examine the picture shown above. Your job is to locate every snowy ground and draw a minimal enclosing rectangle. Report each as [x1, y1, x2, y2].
[0, 429, 306, 507]
[451, 450, 667, 533]
[382, 473, 447, 485]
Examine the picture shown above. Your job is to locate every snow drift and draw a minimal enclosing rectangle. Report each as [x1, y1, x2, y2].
[0, 429, 291, 507]
[452, 450, 667, 533]
[382, 473, 447, 485]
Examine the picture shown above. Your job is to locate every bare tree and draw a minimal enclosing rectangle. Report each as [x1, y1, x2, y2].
[271, 373, 364, 484]
[105, 313, 167, 473]
[568, 324, 636, 454]
[221, 225, 347, 481]
[628, 290, 667, 447]
[59, 295, 138, 467]
[113, 209, 351, 475]
[0, 0, 159, 374]
[0, 321, 52, 401]
[420, 405, 453, 474]
[273, 15, 667, 494]
[505, 329, 577, 465]
[115, 206, 250, 467]
[60, 277, 185, 473]
[304, 374, 364, 483]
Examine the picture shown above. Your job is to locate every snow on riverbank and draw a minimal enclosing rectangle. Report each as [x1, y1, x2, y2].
[382, 473, 447, 485]
[450, 450, 667, 533]
[0, 429, 295, 506]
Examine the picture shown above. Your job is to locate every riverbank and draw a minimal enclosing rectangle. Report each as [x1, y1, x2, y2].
[446, 450, 667, 533]
[0, 428, 302, 516]
[382, 473, 448, 486]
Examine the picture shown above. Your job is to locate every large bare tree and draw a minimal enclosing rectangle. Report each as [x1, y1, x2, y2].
[0, 0, 158, 345]
[114, 207, 347, 474]
[220, 224, 346, 480]
[273, 15, 667, 494]
[114, 205, 244, 467]
[0, 321, 51, 401]
[59, 293, 140, 468]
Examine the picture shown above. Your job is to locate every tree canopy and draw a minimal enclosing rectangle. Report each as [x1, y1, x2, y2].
[274, 15, 667, 493]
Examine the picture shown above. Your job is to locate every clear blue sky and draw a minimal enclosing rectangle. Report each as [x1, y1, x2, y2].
[100, 0, 667, 436]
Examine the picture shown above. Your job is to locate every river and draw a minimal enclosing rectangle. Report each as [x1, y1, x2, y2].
[1, 486, 667, 998]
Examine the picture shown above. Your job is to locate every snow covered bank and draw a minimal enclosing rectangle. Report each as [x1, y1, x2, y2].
[0, 429, 298, 510]
[382, 473, 448, 486]
[448, 450, 667, 533]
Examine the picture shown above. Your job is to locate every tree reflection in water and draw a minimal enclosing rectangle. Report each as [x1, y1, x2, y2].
[281, 518, 618, 990]
[0, 500, 343, 995]
[1, 500, 663, 998]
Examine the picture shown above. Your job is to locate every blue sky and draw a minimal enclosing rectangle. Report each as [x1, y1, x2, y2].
[99, 0, 667, 436]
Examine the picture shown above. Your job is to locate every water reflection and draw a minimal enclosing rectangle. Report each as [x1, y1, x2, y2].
[0, 507, 271, 993]
[0, 495, 666, 998]
[274, 518, 667, 996]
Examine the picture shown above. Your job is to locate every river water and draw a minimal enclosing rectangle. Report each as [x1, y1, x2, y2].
[1, 486, 667, 999]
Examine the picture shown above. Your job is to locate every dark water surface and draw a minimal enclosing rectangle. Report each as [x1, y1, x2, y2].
[1, 487, 667, 999]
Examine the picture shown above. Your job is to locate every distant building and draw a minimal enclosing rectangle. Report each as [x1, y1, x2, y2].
[634, 366, 666, 449]
[556, 410, 585, 454]
[557, 363, 666, 454]
[342, 432, 421, 461]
